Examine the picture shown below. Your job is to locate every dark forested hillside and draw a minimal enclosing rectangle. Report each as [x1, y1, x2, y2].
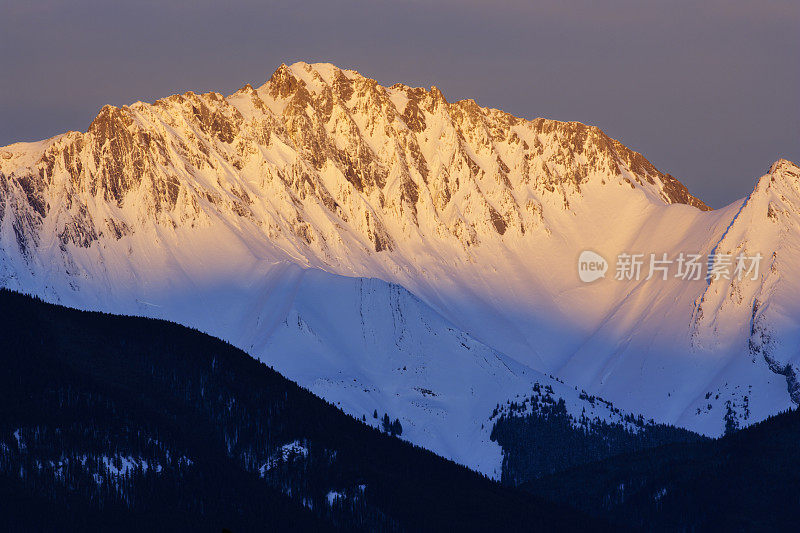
[489, 387, 704, 486]
[522, 407, 800, 530]
[0, 289, 598, 532]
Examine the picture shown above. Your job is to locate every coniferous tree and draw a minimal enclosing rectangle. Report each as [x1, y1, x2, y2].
[391, 419, 403, 436]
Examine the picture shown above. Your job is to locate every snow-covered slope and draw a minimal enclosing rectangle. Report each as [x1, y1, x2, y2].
[0, 61, 797, 472]
[691, 160, 800, 409]
[228, 266, 642, 477]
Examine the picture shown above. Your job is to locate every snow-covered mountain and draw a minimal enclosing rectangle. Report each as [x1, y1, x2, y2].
[0, 61, 797, 474]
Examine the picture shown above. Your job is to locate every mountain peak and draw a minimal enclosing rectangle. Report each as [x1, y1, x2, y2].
[0, 61, 712, 259]
[748, 158, 800, 204]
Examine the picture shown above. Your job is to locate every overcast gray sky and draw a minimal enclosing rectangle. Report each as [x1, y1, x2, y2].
[1, 0, 797, 207]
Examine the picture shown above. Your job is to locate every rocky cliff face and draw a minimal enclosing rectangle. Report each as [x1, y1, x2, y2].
[0, 61, 707, 277]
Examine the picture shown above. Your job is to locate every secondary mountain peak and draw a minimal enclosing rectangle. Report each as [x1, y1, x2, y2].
[769, 157, 799, 175]
[742, 158, 800, 221]
[762, 158, 800, 199]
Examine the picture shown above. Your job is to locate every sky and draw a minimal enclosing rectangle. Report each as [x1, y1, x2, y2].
[1, 0, 797, 207]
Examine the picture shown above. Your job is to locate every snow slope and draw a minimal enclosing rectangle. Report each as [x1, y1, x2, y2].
[0, 61, 797, 472]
